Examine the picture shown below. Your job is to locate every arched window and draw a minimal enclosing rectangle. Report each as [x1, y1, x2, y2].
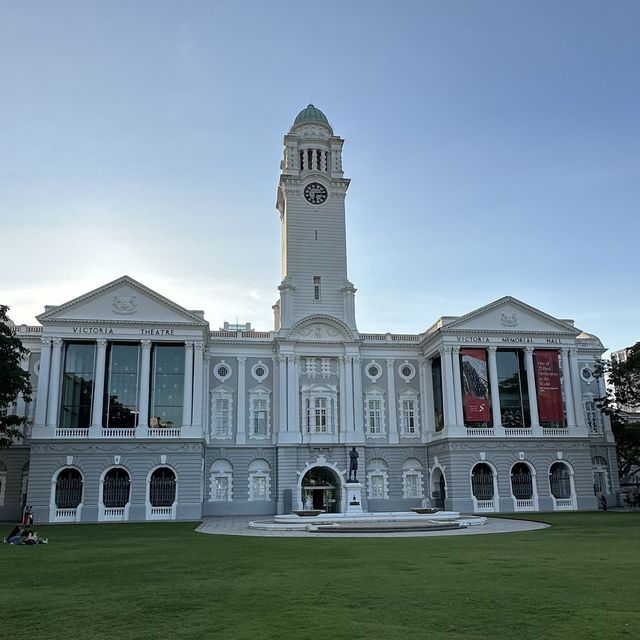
[103, 468, 131, 508]
[248, 459, 270, 501]
[471, 463, 494, 500]
[55, 468, 83, 508]
[210, 459, 233, 502]
[592, 456, 610, 494]
[549, 462, 571, 499]
[402, 458, 424, 499]
[510, 463, 533, 500]
[367, 458, 389, 500]
[149, 467, 176, 507]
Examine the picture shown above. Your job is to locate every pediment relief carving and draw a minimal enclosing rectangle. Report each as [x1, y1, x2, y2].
[290, 321, 350, 342]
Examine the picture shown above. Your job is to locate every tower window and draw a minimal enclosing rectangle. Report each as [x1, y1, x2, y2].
[313, 276, 321, 301]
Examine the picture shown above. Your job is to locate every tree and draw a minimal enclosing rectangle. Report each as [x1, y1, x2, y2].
[594, 342, 640, 480]
[0, 305, 32, 447]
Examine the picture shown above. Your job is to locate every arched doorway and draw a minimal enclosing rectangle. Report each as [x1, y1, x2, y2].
[301, 467, 341, 513]
[432, 468, 446, 510]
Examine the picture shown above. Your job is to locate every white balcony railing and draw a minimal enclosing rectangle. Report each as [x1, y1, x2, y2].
[55, 428, 89, 438]
[504, 428, 531, 437]
[101, 428, 136, 438]
[475, 499, 496, 512]
[147, 428, 181, 438]
[514, 498, 535, 511]
[466, 428, 495, 437]
[553, 497, 576, 511]
[542, 428, 569, 437]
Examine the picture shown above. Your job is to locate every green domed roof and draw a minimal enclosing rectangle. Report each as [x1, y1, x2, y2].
[293, 104, 331, 127]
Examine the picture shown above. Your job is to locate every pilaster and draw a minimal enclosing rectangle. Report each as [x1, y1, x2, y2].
[451, 346, 464, 427]
[181, 342, 194, 428]
[136, 340, 152, 434]
[487, 346, 503, 430]
[91, 338, 108, 429]
[236, 356, 246, 444]
[561, 348, 576, 427]
[386, 358, 399, 444]
[192, 342, 204, 429]
[524, 346, 542, 434]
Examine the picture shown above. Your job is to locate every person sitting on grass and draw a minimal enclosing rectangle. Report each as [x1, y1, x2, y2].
[6, 524, 24, 544]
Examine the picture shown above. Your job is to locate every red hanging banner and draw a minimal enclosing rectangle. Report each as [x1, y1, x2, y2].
[460, 349, 491, 422]
[534, 350, 564, 423]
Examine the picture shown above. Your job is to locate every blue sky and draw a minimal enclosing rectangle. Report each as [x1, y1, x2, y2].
[1, 1, 638, 352]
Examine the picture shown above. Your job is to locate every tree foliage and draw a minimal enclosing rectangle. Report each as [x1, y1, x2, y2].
[594, 342, 640, 479]
[0, 305, 32, 447]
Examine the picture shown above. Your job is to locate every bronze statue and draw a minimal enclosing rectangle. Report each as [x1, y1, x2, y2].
[348, 447, 359, 482]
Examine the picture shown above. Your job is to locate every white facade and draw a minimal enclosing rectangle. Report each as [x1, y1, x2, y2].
[0, 105, 620, 523]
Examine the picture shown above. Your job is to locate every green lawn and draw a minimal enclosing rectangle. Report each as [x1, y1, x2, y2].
[2, 513, 639, 640]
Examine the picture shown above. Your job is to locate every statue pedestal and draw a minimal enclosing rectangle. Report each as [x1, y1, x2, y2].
[345, 482, 364, 514]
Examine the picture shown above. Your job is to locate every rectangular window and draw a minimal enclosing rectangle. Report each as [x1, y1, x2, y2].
[214, 399, 230, 437]
[497, 350, 530, 428]
[252, 476, 267, 500]
[368, 400, 381, 434]
[105, 343, 140, 428]
[150, 344, 185, 428]
[431, 357, 444, 431]
[405, 474, 419, 498]
[213, 476, 229, 501]
[371, 475, 384, 499]
[314, 398, 327, 433]
[313, 276, 321, 301]
[59, 342, 96, 428]
[402, 399, 417, 434]
[253, 399, 268, 436]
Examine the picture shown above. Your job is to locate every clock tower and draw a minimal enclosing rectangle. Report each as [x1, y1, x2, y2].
[274, 105, 357, 332]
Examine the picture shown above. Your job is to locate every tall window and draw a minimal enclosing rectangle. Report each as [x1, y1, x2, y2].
[402, 459, 424, 499]
[592, 456, 610, 494]
[399, 393, 419, 437]
[253, 399, 268, 435]
[367, 399, 382, 435]
[248, 459, 270, 501]
[150, 345, 185, 428]
[313, 276, 321, 301]
[211, 389, 233, 438]
[55, 468, 83, 508]
[497, 350, 530, 428]
[59, 343, 96, 428]
[431, 357, 444, 431]
[309, 397, 328, 433]
[210, 460, 233, 502]
[510, 462, 533, 499]
[105, 344, 140, 428]
[103, 468, 131, 508]
[471, 463, 494, 500]
[584, 400, 601, 434]
[549, 462, 572, 499]
[149, 467, 176, 507]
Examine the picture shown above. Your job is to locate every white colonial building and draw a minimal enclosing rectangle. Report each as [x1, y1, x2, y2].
[1, 105, 620, 523]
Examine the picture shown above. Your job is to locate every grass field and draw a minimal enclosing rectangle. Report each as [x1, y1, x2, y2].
[2, 512, 639, 640]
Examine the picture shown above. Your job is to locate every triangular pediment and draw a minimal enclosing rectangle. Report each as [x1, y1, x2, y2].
[442, 297, 580, 336]
[37, 276, 207, 326]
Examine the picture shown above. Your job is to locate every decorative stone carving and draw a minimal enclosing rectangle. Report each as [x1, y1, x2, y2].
[112, 294, 138, 315]
[500, 312, 518, 327]
[294, 323, 343, 341]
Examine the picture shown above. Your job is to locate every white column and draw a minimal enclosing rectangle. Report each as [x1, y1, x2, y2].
[352, 356, 364, 442]
[560, 348, 576, 427]
[192, 342, 204, 428]
[440, 346, 457, 429]
[293, 355, 301, 434]
[338, 356, 347, 443]
[344, 356, 354, 434]
[91, 339, 108, 428]
[569, 348, 586, 427]
[487, 346, 503, 429]
[386, 358, 399, 444]
[15, 355, 30, 419]
[46, 338, 63, 427]
[524, 347, 541, 430]
[137, 340, 152, 431]
[236, 357, 246, 444]
[34, 338, 51, 427]
[278, 355, 287, 435]
[181, 342, 194, 428]
[452, 347, 464, 427]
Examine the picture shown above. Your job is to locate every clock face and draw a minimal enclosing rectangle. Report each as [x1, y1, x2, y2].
[304, 182, 328, 205]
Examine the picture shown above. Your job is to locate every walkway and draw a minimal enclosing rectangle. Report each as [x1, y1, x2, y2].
[196, 515, 550, 538]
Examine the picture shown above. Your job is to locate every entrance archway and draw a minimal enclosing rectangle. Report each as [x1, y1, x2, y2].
[431, 468, 446, 510]
[301, 467, 341, 513]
